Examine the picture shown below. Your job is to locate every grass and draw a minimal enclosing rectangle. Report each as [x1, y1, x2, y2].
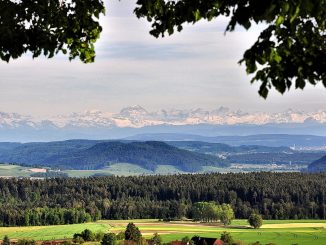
[0, 163, 302, 178]
[0, 163, 185, 178]
[0, 164, 31, 177]
[2, 219, 324, 245]
[0, 223, 108, 241]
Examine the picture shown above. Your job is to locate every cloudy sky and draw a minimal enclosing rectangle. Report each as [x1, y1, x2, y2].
[0, 0, 325, 117]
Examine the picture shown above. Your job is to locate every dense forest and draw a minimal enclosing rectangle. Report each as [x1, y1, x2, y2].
[0, 172, 326, 226]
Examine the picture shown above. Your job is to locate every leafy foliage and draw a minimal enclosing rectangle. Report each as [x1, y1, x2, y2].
[3, 235, 10, 245]
[220, 232, 234, 245]
[74, 229, 104, 243]
[101, 233, 117, 245]
[0, 0, 105, 63]
[192, 202, 234, 224]
[1, 1, 324, 97]
[220, 203, 235, 225]
[134, 0, 326, 97]
[248, 213, 263, 229]
[125, 223, 142, 243]
[150, 233, 162, 245]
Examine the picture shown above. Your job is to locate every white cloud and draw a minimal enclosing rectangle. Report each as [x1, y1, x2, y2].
[0, 0, 325, 117]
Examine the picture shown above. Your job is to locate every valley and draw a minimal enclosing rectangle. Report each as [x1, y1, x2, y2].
[0, 136, 325, 175]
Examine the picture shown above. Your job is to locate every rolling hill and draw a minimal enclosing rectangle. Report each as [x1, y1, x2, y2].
[0, 140, 229, 172]
[307, 155, 326, 172]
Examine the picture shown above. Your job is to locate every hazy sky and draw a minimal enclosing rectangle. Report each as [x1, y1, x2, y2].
[0, 1, 325, 117]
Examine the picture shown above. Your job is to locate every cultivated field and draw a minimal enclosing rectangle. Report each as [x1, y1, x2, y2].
[0, 220, 326, 244]
[0, 163, 302, 178]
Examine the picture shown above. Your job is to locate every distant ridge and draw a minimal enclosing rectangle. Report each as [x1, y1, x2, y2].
[126, 133, 326, 148]
[307, 155, 326, 172]
[0, 140, 228, 172]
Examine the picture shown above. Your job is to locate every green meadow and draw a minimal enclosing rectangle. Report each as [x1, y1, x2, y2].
[0, 163, 300, 178]
[0, 164, 31, 177]
[0, 219, 325, 245]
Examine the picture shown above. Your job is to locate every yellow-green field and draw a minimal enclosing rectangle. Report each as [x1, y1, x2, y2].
[0, 220, 326, 244]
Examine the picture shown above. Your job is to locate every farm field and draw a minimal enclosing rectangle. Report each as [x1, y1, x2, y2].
[0, 164, 31, 177]
[0, 163, 302, 178]
[0, 219, 326, 244]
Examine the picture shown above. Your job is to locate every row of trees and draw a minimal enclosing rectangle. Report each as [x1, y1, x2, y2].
[192, 202, 234, 225]
[0, 207, 99, 227]
[0, 172, 326, 226]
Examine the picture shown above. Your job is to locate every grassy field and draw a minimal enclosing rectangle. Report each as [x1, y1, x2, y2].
[0, 163, 186, 177]
[0, 163, 302, 178]
[0, 223, 108, 241]
[0, 164, 31, 177]
[0, 219, 325, 244]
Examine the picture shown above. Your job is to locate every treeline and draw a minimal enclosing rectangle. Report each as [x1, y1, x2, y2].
[0, 172, 326, 226]
[30, 171, 69, 178]
[0, 207, 99, 227]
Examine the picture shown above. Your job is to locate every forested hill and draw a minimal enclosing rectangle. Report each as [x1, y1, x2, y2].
[167, 141, 292, 154]
[308, 155, 326, 172]
[0, 141, 228, 171]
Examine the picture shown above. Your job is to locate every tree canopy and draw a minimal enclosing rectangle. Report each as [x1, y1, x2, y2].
[125, 223, 142, 243]
[101, 233, 117, 245]
[248, 213, 263, 229]
[0, 0, 325, 96]
[135, 0, 326, 97]
[0, 0, 104, 63]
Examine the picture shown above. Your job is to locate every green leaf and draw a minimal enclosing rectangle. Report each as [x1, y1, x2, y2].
[193, 9, 201, 21]
[259, 86, 269, 99]
[290, 5, 300, 23]
[295, 78, 305, 89]
[275, 16, 284, 26]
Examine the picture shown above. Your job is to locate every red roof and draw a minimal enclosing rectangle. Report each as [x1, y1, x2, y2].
[214, 240, 224, 245]
[170, 241, 183, 245]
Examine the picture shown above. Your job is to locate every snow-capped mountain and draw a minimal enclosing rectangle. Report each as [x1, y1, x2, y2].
[0, 112, 37, 128]
[1, 106, 326, 142]
[1, 106, 326, 130]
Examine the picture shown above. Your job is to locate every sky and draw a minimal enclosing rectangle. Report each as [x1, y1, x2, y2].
[0, 0, 325, 117]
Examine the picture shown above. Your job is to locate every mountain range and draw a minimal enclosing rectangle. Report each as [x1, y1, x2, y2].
[1, 106, 326, 142]
[2, 106, 326, 128]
